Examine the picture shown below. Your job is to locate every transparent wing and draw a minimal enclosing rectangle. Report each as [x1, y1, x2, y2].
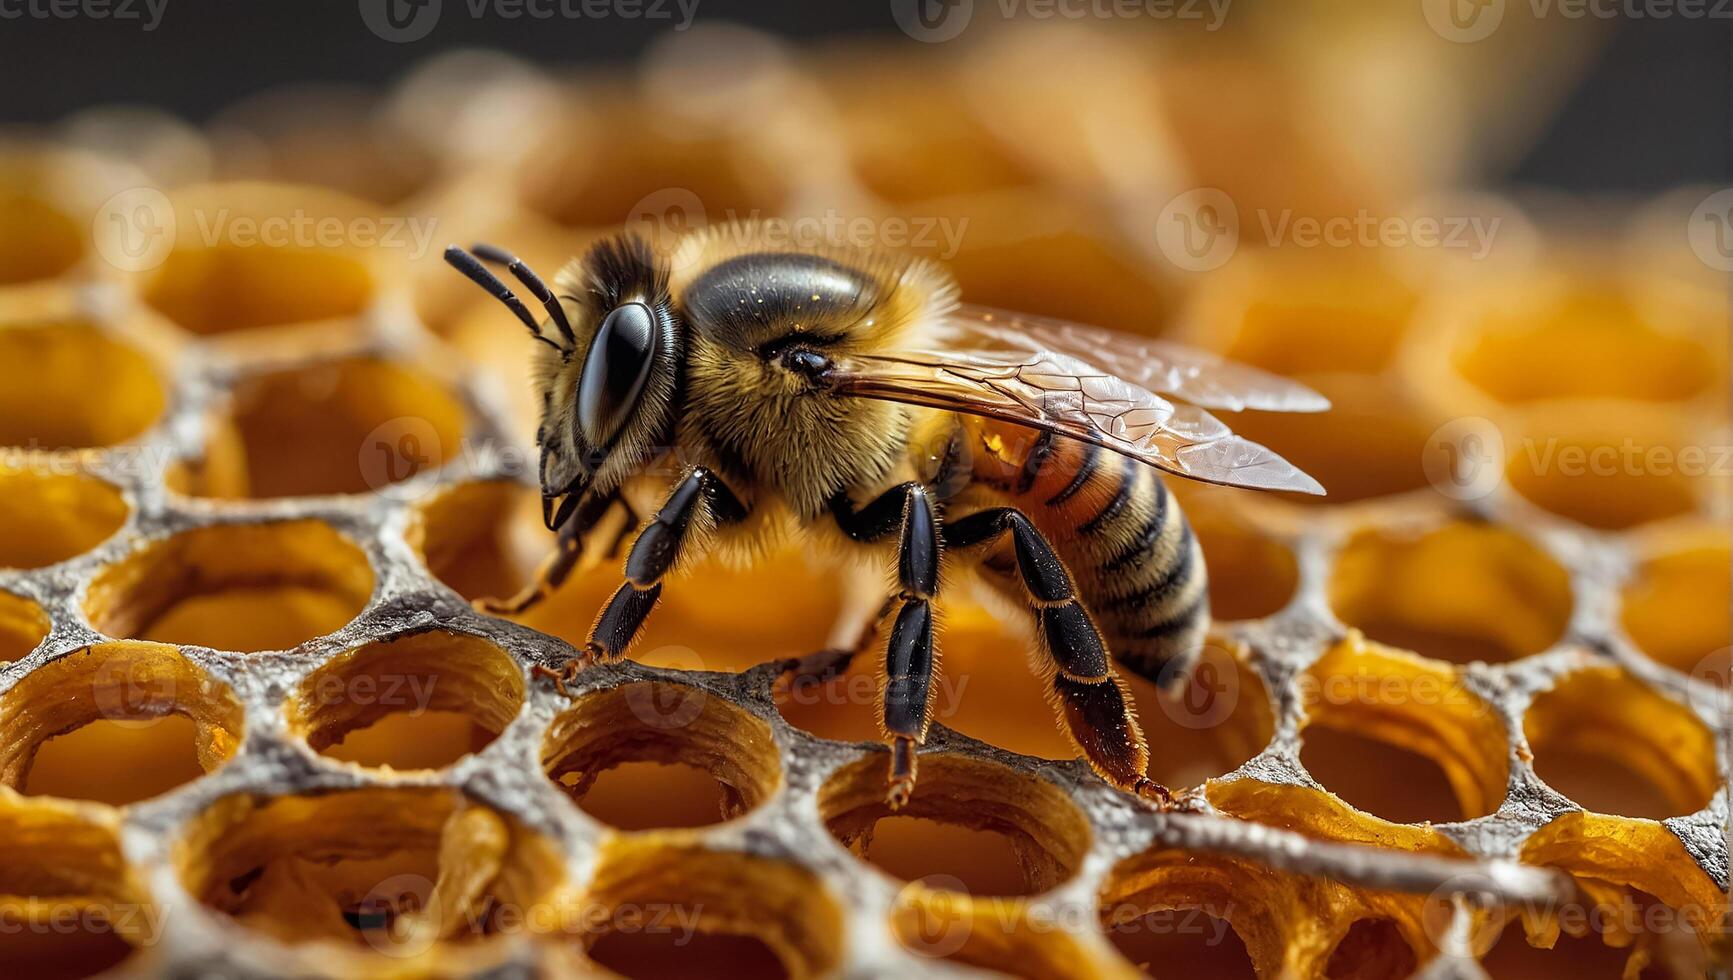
[829, 348, 1325, 495]
[941, 304, 1330, 414]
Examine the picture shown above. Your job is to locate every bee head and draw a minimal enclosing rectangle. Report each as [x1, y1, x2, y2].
[444, 234, 681, 530]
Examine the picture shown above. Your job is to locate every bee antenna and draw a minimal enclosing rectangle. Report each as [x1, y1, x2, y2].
[471, 242, 577, 345]
[443, 245, 564, 353]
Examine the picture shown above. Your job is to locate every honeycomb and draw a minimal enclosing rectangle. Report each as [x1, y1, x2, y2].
[0, 15, 1725, 980]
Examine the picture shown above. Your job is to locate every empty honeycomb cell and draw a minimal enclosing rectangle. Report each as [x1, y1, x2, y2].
[1294, 638, 1510, 824]
[542, 680, 780, 831]
[1514, 812, 1721, 972]
[1502, 403, 1707, 531]
[0, 642, 243, 805]
[1450, 280, 1722, 406]
[413, 481, 842, 673]
[1328, 522, 1573, 665]
[1188, 251, 1421, 378]
[574, 840, 844, 980]
[1619, 523, 1732, 674]
[0, 469, 128, 570]
[211, 356, 466, 499]
[1100, 848, 1437, 979]
[177, 787, 566, 968]
[138, 184, 380, 336]
[1222, 373, 1439, 504]
[287, 629, 525, 771]
[0, 321, 167, 450]
[0, 590, 49, 662]
[819, 754, 1090, 897]
[84, 519, 374, 652]
[890, 888, 1132, 980]
[0, 796, 156, 978]
[1522, 666, 1718, 819]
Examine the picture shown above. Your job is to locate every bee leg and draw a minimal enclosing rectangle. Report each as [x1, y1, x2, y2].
[946, 508, 1165, 804]
[831, 483, 942, 810]
[583, 466, 745, 664]
[780, 594, 898, 691]
[475, 491, 623, 616]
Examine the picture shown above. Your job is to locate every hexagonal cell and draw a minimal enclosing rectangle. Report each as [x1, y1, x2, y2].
[1523, 666, 1718, 819]
[177, 788, 565, 968]
[819, 754, 1089, 898]
[0, 642, 243, 806]
[1296, 638, 1510, 824]
[0, 190, 84, 287]
[0, 470, 128, 570]
[0, 321, 167, 450]
[778, 609, 1273, 794]
[138, 184, 380, 336]
[1451, 281, 1722, 406]
[573, 841, 844, 980]
[0, 149, 122, 287]
[412, 481, 841, 673]
[1620, 524, 1731, 674]
[0, 590, 48, 662]
[288, 630, 525, 771]
[197, 356, 466, 499]
[1329, 522, 1572, 665]
[1515, 811, 1722, 973]
[543, 680, 780, 831]
[1502, 403, 1706, 531]
[84, 519, 374, 652]
[1100, 847, 1438, 979]
[0, 796, 155, 977]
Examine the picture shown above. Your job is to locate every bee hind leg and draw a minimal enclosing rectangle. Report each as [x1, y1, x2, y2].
[830, 483, 943, 810]
[946, 507, 1168, 807]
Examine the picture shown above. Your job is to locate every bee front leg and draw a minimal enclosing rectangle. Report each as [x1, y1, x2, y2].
[831, 483, 942, 810]
[576, 466, 743, 669]
[946, 508, 1169, 807]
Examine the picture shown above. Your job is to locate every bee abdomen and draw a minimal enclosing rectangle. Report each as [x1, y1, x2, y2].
[976, 426, 1209, 684]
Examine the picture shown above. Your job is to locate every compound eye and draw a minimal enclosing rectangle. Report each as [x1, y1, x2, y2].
[577, 301, 658, 445]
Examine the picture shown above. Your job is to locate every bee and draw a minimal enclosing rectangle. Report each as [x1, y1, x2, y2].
[443, 224, 1326, 809]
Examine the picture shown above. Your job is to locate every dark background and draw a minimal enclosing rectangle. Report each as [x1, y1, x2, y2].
[0, 1, 1725, 192]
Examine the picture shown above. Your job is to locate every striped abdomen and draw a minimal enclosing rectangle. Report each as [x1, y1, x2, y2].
[962, 418, 1209, 683]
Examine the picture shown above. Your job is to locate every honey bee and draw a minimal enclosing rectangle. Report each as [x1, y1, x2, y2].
[444, 224, 1326, 808]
